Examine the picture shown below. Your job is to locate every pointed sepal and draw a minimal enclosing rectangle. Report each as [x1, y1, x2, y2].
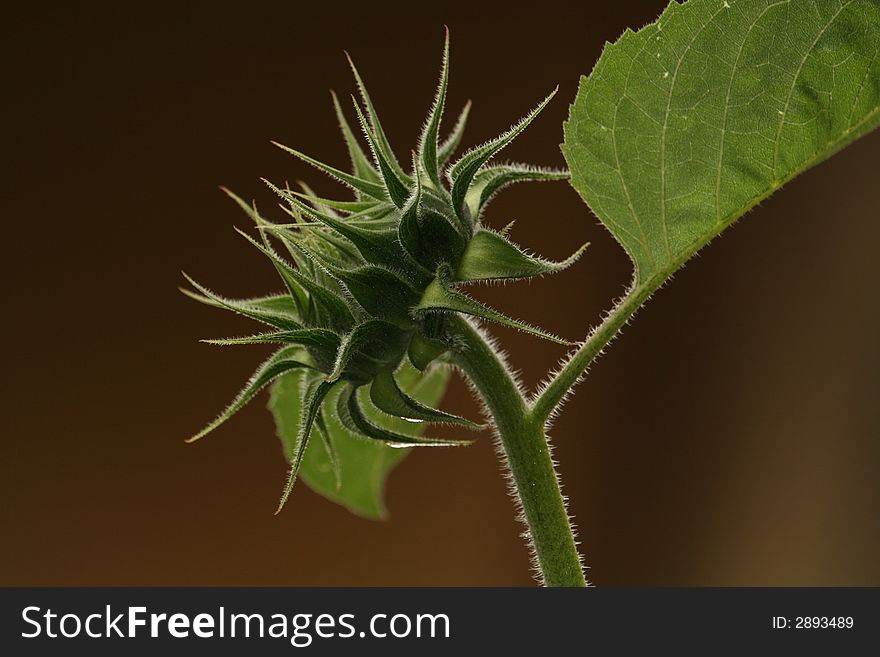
[200, 327, 342, 357]
[455, 229, 588, 282]
[437, 101, 471, 167]
[326, 319, 406, 383]
[449, 89, 557, 223]
[335, 265, 419, 326]
[397, 175, 467, 273]
[466, 164, 568, 217]
[272, 141, 388, 201]
[275, 379, 335, 513]
[343, 386, 473, 448]
[407, 332, 448, 371]
[418, 29, 449, 188]
[289, 187, 381, 215]
[277, 187, 415, 274]
[313, 413, 341, 491]
[345, 52, 411, 186]
[351, 99, 411, 208]
[234, 227, 357, 332]
[416, 278, 572, 345]
[284, 236, 420, 326]
[370, 368, 481, 428]
[222, 188, 314, 315]
[180, 275, 301, 330]
[186, 346, 316, 444]
[330, 89, 382, 186]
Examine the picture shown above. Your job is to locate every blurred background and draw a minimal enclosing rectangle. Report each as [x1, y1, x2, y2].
[2, 1, 878, 586]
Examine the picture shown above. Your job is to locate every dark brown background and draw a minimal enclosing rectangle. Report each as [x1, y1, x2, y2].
[2, 1, 878, 586]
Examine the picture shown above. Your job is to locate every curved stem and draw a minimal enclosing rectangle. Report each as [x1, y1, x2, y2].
[447, 315, 586, 587]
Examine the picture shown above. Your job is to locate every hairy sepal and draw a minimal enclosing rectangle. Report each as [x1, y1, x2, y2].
[449, 89, 557, 223]
[398, 183, 467, 273]
[343, 386, 473, 448]
[417, 29, 450, 188]
[272, 141, 388, 201]
[200, 328, 342, 358]
[455, 229, 588, 283]
[345, 52, 411, 186]
[369, 368, 481, 428]
[187, 346, 316, 444]
[437, 101, 471, 167]
[417, 278, 572, 345]
[330, 89, 382, 187]
[275, 379, 335, 513]
[351, 99, 411, 207]
[407, 332, 448, 371]
[234, 227, 356, 332]
[326, 319, 408, 383]
[180, 275, 301, 330]
[466, 164, 568, 217]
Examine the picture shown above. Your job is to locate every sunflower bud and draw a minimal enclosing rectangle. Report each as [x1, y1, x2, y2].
[183, 31, 587, 511]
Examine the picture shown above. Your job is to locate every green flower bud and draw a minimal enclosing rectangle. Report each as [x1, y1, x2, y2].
[183, 31, 587, 511]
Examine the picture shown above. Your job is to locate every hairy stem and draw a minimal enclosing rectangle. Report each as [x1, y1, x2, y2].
[531, 283, 653, 423]
[447, 315, 586, 587]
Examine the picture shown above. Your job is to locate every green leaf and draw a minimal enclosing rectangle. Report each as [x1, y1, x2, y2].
[563, 0, 880, 286]
[269, 362, 452, 519]
[187, 345, 315, 443]
[270, 368, 311, 463]
[455, 229, 588, 282]
[417, 278, 573, 345]
[369, 367, 481, 428]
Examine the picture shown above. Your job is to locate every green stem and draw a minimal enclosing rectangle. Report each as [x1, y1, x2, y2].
[447, 315, 586, 587]
[530, 285, 649, 423]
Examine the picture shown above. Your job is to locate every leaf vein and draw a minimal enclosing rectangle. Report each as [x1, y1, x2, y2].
[772, 0, 855, 180]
